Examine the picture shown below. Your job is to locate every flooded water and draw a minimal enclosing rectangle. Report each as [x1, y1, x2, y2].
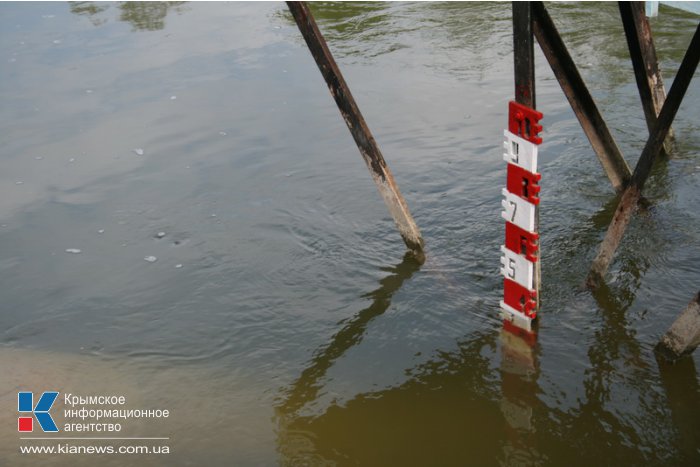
[1, 2, 699, 465]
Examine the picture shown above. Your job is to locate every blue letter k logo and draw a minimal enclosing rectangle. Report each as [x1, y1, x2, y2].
[18, 392, 59, 432]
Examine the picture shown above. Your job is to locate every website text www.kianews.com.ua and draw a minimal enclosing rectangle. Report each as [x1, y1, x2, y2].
[20, 443, 170, 455]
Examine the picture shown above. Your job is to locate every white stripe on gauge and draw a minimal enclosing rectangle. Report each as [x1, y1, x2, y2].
[501, 188, 536, 232]
[503, 129, 538, 173]
[499, 301, 533, 332]
[500, 245, 534, 289]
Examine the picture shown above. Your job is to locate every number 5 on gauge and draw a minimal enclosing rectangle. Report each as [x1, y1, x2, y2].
[499, 245, 534, 289]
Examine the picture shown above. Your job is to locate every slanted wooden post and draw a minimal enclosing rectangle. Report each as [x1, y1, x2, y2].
[286, 1, 424, 254]
[587, 23, 700, 286]
[655, 292, 700, 360]
[532, 1, 631, 192]
[619, 1, 674, 157]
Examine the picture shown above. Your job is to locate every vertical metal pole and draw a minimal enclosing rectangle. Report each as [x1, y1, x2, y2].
[512, 2, 540, 313]
[513, 2, 536, 109]
[619, 1, 674, 156]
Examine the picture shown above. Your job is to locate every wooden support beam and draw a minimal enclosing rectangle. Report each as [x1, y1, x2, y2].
[286, 1, 424, 254]
[512, 2, 540, 315]
[531, 2, 632, 192]
[619, 1, 674, 157]
[587, 23, 700, 287]
[655, 292, 700, 360]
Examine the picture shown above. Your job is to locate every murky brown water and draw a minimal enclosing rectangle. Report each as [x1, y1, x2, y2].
[1, 2, 699, 465]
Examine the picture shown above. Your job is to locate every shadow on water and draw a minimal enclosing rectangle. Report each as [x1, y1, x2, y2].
[571, 282, 649, 454]
[587, 280, 644, 399]
[275, 328, 504, 466]
[275, 260, 699, 465]
[499, 329, 543, 466]
[275, 321, 550, 465]
[274, 249, 542, 465]
[276, 251, 424, 416]
[656, 355, 700, 460]
[69, 1, 186, 31]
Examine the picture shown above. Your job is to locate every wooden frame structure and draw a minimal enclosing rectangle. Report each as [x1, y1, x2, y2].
[287, 1, 700, 357]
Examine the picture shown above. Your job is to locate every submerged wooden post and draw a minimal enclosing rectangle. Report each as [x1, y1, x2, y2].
[619, 1, 674, 157]
[587, 23, 700, 286]
[286, 1, 424, 254]
[656, 292, 700, 360]
[532, 1, 631, 192]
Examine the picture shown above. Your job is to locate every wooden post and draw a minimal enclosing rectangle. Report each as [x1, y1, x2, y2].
[286, 1, 424, 254]
[619, 1, 674, 157]
[655, 292, 700, 360]
[532, 1, 632, 192]
[587, 23, 700, 287]
[512, 1, 540, 315]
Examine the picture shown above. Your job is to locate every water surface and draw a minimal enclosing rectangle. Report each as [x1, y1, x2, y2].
[1, 2, 699, 465]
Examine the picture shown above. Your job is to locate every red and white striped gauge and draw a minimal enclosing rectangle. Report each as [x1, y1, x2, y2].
[499, 101, 542, 332]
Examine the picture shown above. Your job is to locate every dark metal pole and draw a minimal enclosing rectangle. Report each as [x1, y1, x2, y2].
[512, 1, 540, 314]
[513, 2, 536, 108]
[587, 23, 700, 287]
[619, 1, 674, 156]
[532, 1, 632, 192]
[286, 1, 424, 254]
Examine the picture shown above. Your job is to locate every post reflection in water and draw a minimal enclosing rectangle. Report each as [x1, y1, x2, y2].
[276, 251, 424, 417]
[275, 257, 699, 466]
[275, 251, 537, 465]
[587, 280, 644, 403]
[656, 355, 700, 460]
[276, 329, 505, 465]
[499, 328, 543, 466]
